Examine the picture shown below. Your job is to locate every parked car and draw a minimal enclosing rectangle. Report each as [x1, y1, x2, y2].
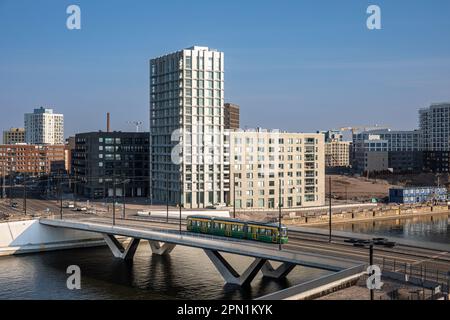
[11, 202, 18, 208]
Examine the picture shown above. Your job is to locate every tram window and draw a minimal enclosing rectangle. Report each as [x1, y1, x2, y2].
[207, 222, 211, 228]
[220, 223, 225, 229]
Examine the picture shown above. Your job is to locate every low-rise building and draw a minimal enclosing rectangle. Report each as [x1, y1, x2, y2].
[72, 131, 150, 198]
[389, 187, 447, 204]
[229, 129, 325, 209]
[2, 128, 25, 144]
[0, 144, 65, 176]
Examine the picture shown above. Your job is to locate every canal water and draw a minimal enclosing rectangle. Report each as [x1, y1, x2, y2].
[328, 213, 450, 244]
[0, 244, 329, 300]
[1, 214, 448, 300]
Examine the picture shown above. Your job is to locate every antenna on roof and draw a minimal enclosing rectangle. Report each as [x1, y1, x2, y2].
[127, 121, 143, 132]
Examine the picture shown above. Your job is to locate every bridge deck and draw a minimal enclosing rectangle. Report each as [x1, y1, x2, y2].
[39, 217, 363, 272]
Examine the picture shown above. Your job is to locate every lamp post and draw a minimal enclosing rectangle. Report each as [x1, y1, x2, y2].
[23, 180, 27, 215]
[279, 179, 282, 251]
[122, 179, 130, 219]
[112, 179, 116, 226]
[233, 173, 236, 219]
[59, 176, 63, 220]
[166, 174, 169, 223]
[346, 237, 396, 300]
[328, 175, 332, 242]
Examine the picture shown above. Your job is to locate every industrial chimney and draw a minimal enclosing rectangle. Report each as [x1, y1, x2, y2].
[107, 113, 111, 132]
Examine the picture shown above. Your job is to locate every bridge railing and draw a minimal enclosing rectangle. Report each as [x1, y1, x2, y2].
[381, 257, 450, 294]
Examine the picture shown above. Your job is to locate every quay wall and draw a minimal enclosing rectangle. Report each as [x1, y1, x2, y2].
[283, 204, 449, 226]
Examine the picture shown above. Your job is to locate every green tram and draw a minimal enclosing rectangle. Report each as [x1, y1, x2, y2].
[186, 215, 288, 244]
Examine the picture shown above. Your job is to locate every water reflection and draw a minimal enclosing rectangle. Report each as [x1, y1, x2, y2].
[328, 214, 450, 244]
[0, 244, 330, 300]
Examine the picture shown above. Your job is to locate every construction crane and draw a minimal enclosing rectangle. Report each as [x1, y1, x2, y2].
[127, 121, 143, 133]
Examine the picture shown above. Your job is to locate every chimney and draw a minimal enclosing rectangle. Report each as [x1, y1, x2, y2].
[107, 113, 110, 132]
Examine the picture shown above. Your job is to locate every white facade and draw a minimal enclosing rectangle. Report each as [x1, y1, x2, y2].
[230, 129, 325, 209]
[150, 46, 229, 208]
[24, 107, 64, 145]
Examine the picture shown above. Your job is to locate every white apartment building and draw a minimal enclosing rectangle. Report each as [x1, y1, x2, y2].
[150, 46, 229, 208]
[419, 103, 450, 151]
[230, 129, 325, 209]
[24, 107, 64, 145]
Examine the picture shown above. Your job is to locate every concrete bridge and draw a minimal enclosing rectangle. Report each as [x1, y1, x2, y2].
[39, 217, 365, 287]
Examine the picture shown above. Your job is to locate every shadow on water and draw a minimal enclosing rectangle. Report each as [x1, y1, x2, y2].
[0, 243, 331, 300]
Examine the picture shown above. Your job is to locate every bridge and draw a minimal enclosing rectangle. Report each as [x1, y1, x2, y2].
[39, 216, 365, 287]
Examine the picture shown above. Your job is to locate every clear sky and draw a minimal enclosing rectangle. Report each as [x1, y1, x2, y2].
[1, 0, 450, 138]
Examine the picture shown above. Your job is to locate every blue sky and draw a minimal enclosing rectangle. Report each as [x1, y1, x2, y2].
[1, 0, 450, 137]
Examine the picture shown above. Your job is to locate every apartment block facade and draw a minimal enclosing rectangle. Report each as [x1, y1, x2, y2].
[325, 141, 351, 168]
[150, 46, 229, 208]
[224, 103, 240, 130]
[0, 144, 65, 176]
[72, 132, 150, 199]
[419, 103, 450, 151]
[230, 129, 325, 209]
[2, 128, 25, 144]
[25, 107, 64, 145]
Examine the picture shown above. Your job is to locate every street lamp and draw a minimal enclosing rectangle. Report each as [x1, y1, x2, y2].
[122, 179, 130, 219]
[345, 237, 396, 300]
[278, 179, 282, 251]
[233, 173, 236, 219]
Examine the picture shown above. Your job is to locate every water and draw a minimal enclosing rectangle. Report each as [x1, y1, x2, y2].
[328, 213, 450, 244]
[2, 214, 448, 299]
[0, 244, 329, 300]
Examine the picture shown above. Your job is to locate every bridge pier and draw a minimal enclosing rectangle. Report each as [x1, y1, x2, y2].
[148, 241, 176, 256]
[102, 234, 141, 260]
[204, 249, 268, 286]
[261, 261, 296, 279]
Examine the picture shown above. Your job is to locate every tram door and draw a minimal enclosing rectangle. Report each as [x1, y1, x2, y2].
[201, 221, 207, 233]
[225, 224, 231, 237]
[251, 227, 257, 240]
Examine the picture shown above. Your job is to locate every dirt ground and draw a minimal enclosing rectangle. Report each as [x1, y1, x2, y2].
[326, 175, 400, 203]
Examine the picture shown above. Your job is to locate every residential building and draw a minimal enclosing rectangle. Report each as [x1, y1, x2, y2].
[72, 132, 150, 199]
[419, 103, 450, 151]
[389, 187, 447, 204]
[324, 141, 351, 168]
[0, 144, 65, 176]
[150, 46, 229, 208]
[230, 129, 325, 209]
[24, 107, 64, 145]
[2, 128, 25, 144]
[419, 103, 450, 172]
[224, 103, 240, 130]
